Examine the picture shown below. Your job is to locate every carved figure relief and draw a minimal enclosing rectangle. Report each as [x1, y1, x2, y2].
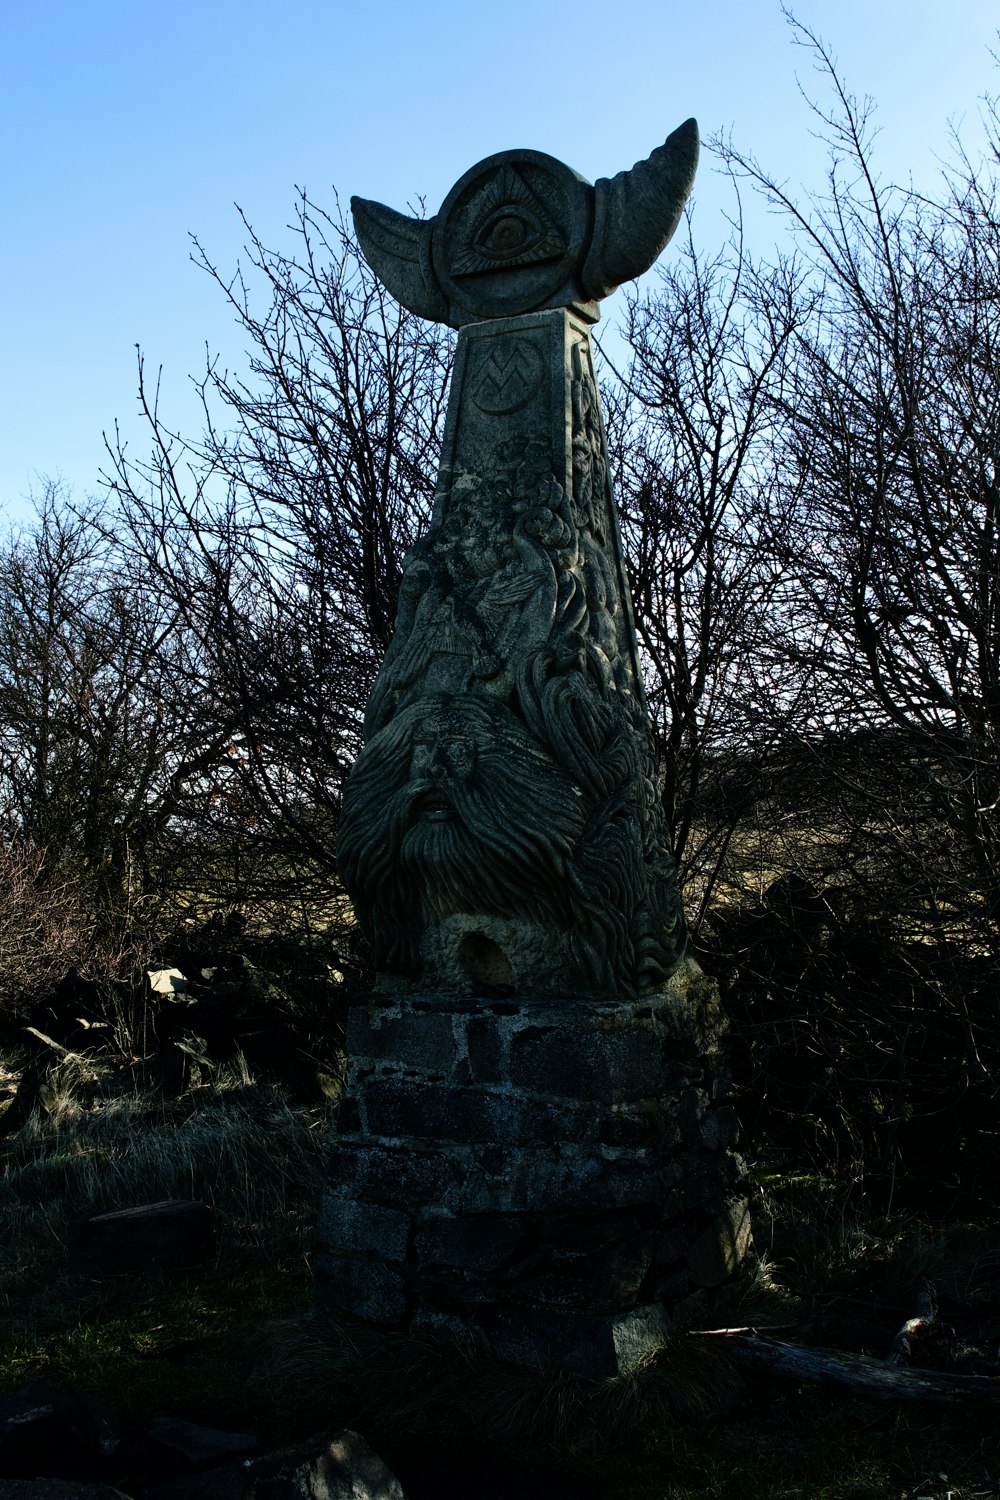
[339, 126, 699, 998]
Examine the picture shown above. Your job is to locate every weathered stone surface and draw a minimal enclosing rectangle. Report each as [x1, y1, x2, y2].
[147, 1416, 256, 1463]
[147, 967, 190, 997]
[327, 1143, 456, 1206]
[337, 298, 690, 1001]
[687, 1198, 753, 1289]
[414, 1211, 529, 1272]
[142, 1430, 405, 1500]
[522, 1239, 656, 1308]
[347, 1007, 457, 1075]
[322, 122, 753, 1371]
[461, 1301, 675, 1379]
[362, 1077, 572, 1145]
[596, 1103, 696, 1151]
[465, 1014, 506, 1082]
[533, 1209, 646, 1250]
[700, 1104, 739, 1152]
[507, 1023, 663, 1102]
[316, 1193, 411, 1263]
[351, 123, 698, 326]
[314, 1252, 409, 1325]
[335, 1095, 362, 1134]
[277, 1429, 406, 1500]
[443, 1146, 662, 1216]
[323, 988, 750, 1372]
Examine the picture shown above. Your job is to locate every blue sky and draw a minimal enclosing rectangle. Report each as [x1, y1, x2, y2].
[2, 0, 997, 522]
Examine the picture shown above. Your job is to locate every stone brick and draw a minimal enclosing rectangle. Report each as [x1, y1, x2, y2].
[362, 1077, 575, 1145]
[711, 1065, 733, 1101]
[663, 1286, 708, 1332]
[410, 1263, 504, 1305]
[520, 1238, 655, 1308]
[414, 1210, 529, 1272]
[445, 1146, 661, 1215]
[534, 1208, 646, 1250]
[648, 1266, 696, 1309]
[336, 1097, 362, 1134]
[597, 1092, 708, 1153]
[326, 1143, 455, 1206]
[647, 1219, 699, 1272]
[459, 1301, 673, 1378]
[675, 1087, 710, 1132]
[316, 1191, 411, 1263]
[597, 1100, 689, 1150]
[700, 1104, 738, 1152]
[508, 1024, 663, 1103]
[657, 1172, 724, 1223]
[465, 1015, 506, 1083]
[347, 1006, 457, 1075]
[313, 1251, 408, 1325]
[687, 1197, 752, 1288]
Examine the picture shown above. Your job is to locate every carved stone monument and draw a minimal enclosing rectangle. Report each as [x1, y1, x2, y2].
[315, 122, 750, 1376]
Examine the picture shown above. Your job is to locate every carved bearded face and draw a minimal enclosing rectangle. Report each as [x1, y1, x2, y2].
[337, 693, 589, 975]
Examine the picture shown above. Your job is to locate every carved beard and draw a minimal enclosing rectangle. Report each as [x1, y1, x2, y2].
[337, 695, 589, 975]
[395, 772, 574, 923]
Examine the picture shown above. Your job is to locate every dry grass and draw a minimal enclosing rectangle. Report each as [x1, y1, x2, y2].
[0, 1059, 335, 1318]
[253, 1312, 750, 1460]
[2, 1056, 998, 1499]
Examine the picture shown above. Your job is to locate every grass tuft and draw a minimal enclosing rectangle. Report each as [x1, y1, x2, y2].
[252, 1312, 750, 1461]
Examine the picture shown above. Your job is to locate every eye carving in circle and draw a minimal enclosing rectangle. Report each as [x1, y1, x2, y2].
[473, 206, 542, 261]
[444, 161, 569, 282]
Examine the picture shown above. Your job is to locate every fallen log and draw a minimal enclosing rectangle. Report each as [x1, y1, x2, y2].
[688, 1332, 1000, 1406]
[69, 1199, 213, 1275]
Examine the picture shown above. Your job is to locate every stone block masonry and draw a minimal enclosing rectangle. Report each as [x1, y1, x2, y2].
[315, 961, 750, 1378]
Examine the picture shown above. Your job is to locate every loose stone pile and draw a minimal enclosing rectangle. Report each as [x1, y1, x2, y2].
[316, 963, 749, 1376]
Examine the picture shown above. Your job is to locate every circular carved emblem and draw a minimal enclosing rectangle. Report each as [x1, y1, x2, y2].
[433, 149, 592, 321]
[470, 338, 544, 414]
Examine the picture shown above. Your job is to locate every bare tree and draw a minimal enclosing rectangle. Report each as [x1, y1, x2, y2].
[603, 219, 812, 930]
[715, 18, 1000, 943]
[0, 486, 235, 939]
[102, 198, 453, 922]
[681, 15, 1000, 1188]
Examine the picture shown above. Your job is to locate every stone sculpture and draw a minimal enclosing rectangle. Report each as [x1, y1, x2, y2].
[338, 123, 699, 1000]
[321, 123, 750, 1377]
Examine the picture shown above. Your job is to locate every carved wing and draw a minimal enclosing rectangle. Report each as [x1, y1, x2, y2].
[580, 119, 699, 301]
[350, 197, 449, 323]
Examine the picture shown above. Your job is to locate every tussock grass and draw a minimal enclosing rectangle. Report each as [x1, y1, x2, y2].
[1, 1069, 331, 1263]
[0, 1058, 335, 1407]
[253, 1313, 750, 1460]
[750, 1169, 1000, 1315]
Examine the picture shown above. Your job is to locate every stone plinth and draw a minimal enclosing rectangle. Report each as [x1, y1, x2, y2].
[316, 962, 749, 1377]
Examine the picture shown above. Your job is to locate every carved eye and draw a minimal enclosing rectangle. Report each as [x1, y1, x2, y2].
[448, 162, 566, 280]
[473, 207, 543, 261]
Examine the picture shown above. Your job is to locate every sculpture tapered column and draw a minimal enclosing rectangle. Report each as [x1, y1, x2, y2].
[317, 125, 751, 1376]
[338, 305, 685, 1000]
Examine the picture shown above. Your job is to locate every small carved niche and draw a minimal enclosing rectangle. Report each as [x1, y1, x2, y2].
[458, 932, 515, 992]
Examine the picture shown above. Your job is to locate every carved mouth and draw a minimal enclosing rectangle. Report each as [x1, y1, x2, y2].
[418, 791, 455, 822]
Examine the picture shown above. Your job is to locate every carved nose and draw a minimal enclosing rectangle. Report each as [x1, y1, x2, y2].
[427, 747, 448, 778]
